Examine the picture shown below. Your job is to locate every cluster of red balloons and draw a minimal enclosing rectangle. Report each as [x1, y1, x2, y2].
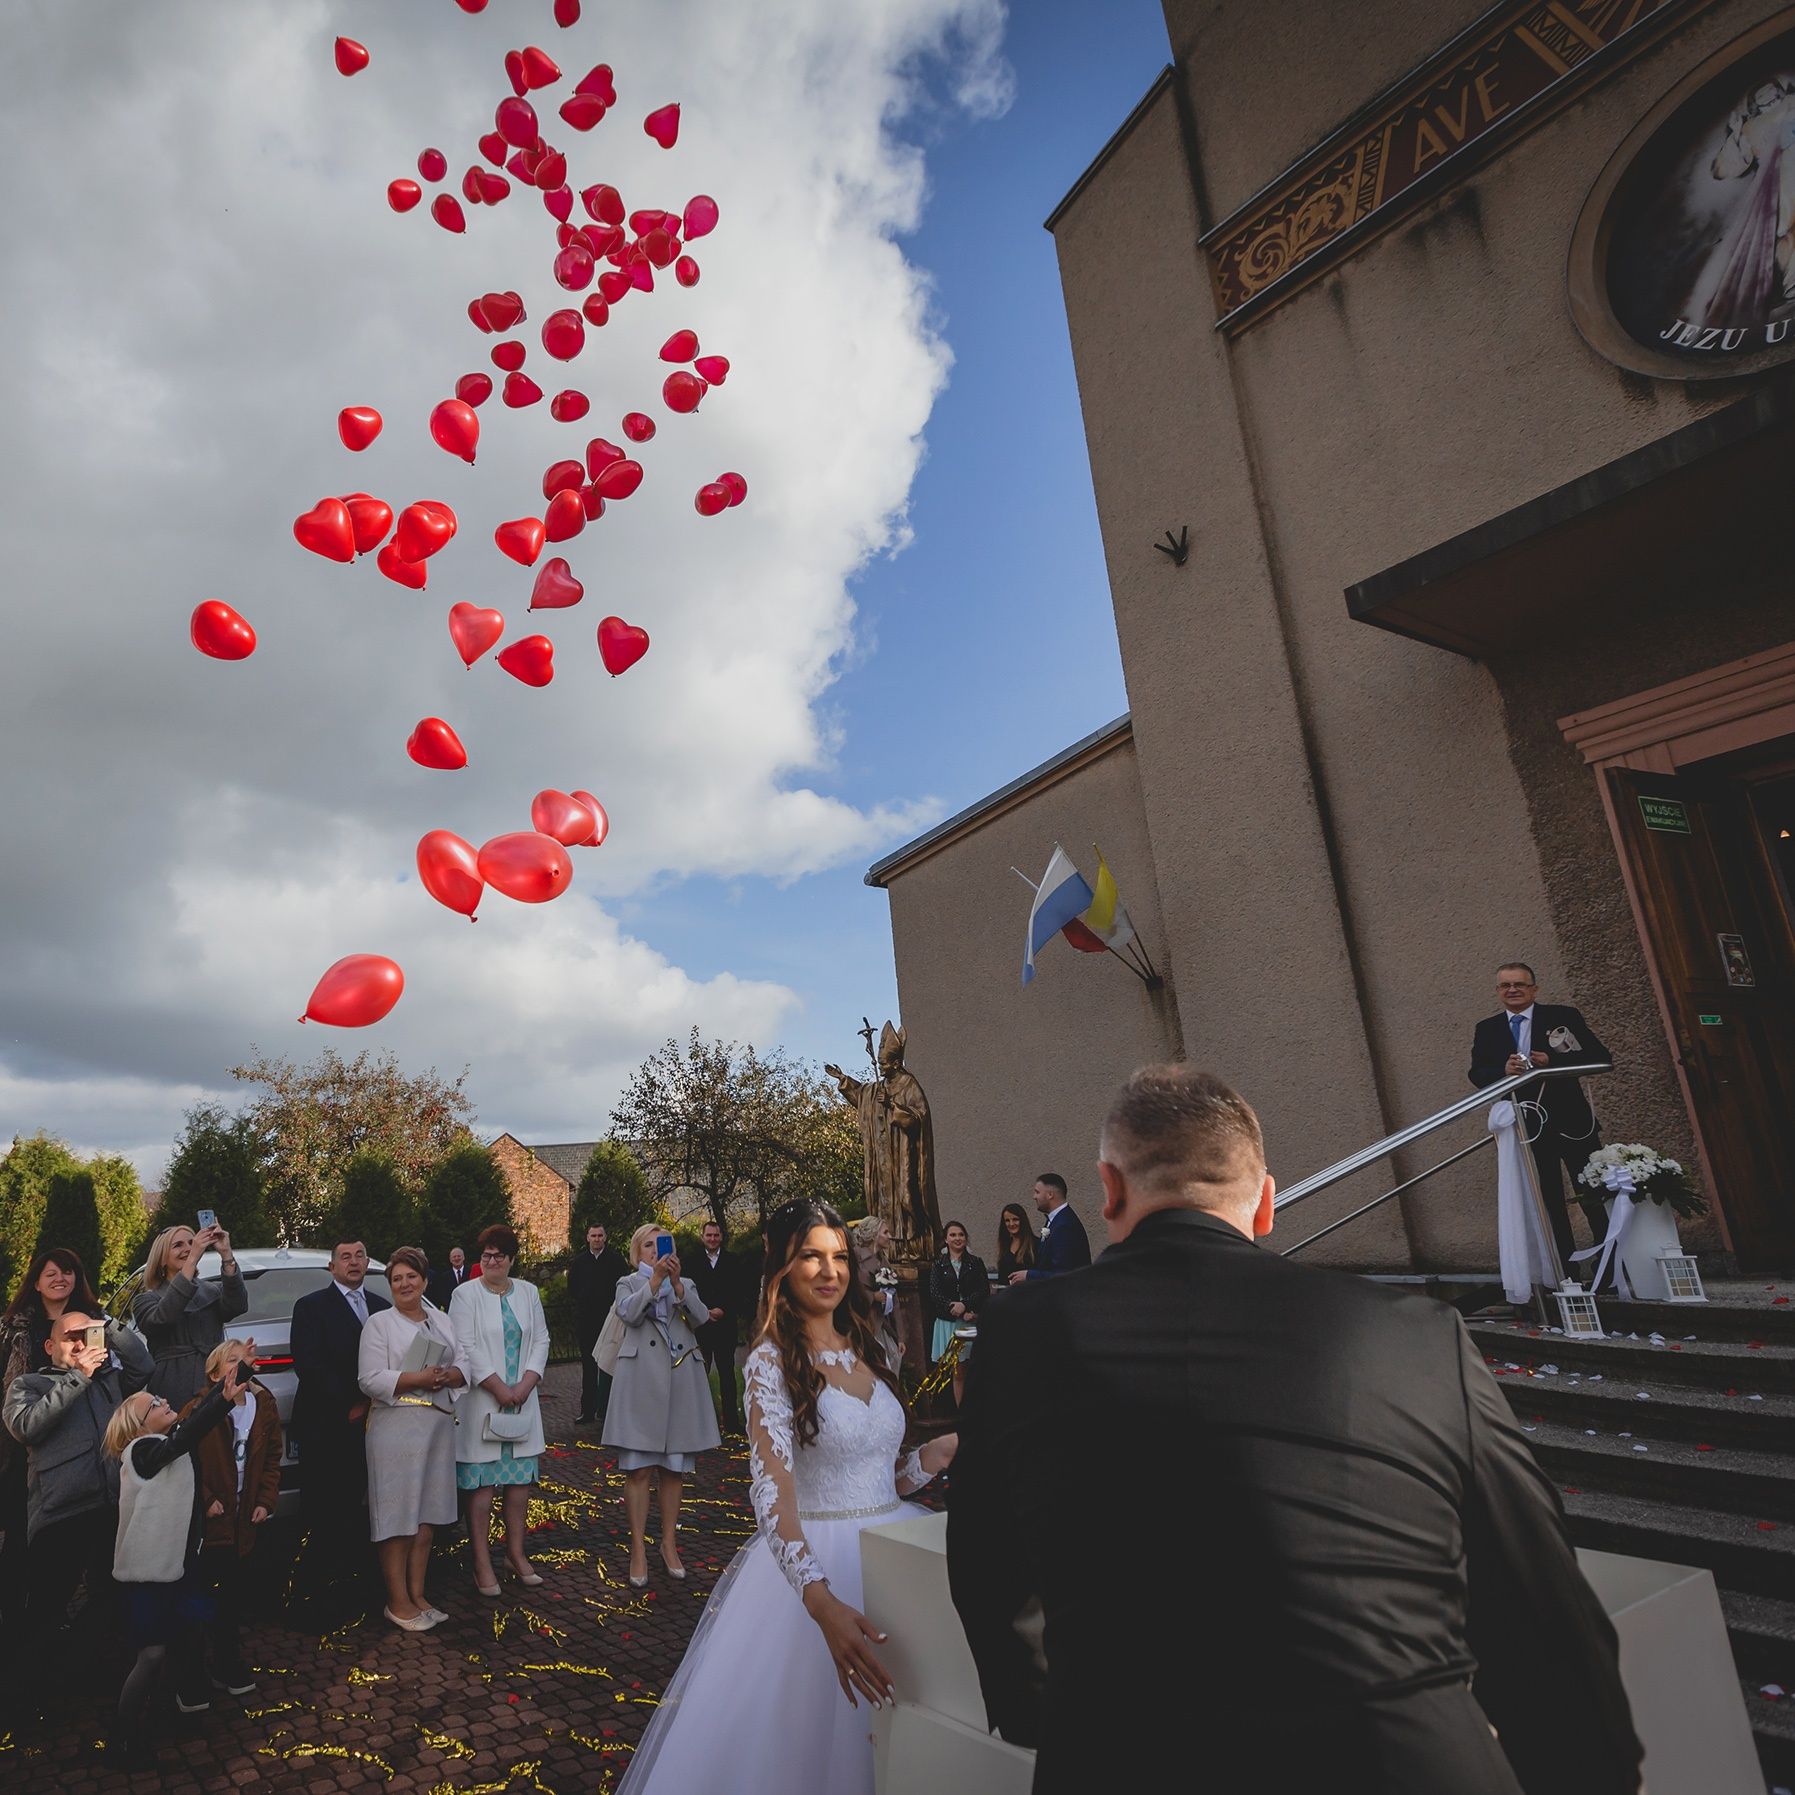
[416, 786, 607, 920]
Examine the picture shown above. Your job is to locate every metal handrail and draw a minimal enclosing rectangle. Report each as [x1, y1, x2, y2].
[1280, 1136, 1492, 1258]
[1273, 1063, 1613, 1213]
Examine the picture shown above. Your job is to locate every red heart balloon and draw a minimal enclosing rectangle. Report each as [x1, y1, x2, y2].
[630, 208, 671, 235]
[598, 615, 650, 675]
[478, 832, 572, 903]
[545, 490, 585, 543]
[569, 790, 610, 846]
[395, 501, 457, 562]
[580, 484, 606, 522]
[683, 194, 719, 239]
[461, 167, 486, 207]
[497, 635, 555, 686]
[554, 0, 581, 26]
[596, 269, 632, 305]
[659, 329, 699, 363]
[628, 259, 655, 293]
[457, 0, 489, 10]
[530, 789, 598, 846]
[576, 66, 617, 106]
[407, 717, 468, 770]
[388, 179, 422, 213]
[377, 541, 428, 589]
[520, 46, 562, 89]
[508, 148, 540, 184]
[643, 104, 681, 149]
[582, 181, 624, 224]
[342, 493, 394, 553]
[621, 412, 656, 444]
[448, 603, 505, 667]
[583, 437, 625, 477]
[560, 93, 604, 130]
[303, 956, 402, 1027]
[503, 372, 544, 408]
[456, 372, 493, 408]
[495, 517, 547, 566]
[478, 170, 511, 205]
[694, 482, 730, 517]
[504, 49, 528, 98]
[431, 194, 467, 234]
[479, 130, 509, 166]
[554, 243, 594, 290]
[482, 291, 526, 331]
[497, 96, 540, 149]
[333, 37, 369, 76]
[638, 229, 675, 269]
[417, 830, 483, 919]
[492, 340, 527, 373]
[550, 389, 589, 422]
[530, 557, 584, 609]
[543, 459, 585, 498]
[719, 470, 748, 507]
[294, 499, 356, 563]
[542, 309, 585, 359]
[592, 458, 643, 501]
[543, 185, 574, 225]
[418, 148, 447, 182]
[693, 355, 730, 385]
[674, 255, 700, 288]
[662, 371, 705, 414]
[581, 294, 610, 328]
[190, 601, 256, 660]
[337, 406, 383, 451]
[468, 298, 494, 333]
[429, 398, 480, 464]
[535, 150, 568, 192]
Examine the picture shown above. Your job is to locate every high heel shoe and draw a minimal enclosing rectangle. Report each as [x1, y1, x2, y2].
[474, 1575, 501, 1598]
[507, 1562, 544, 1588]
[659, 1546, 687, 1581]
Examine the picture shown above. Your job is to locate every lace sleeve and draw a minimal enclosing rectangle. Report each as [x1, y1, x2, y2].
[895, 1447, 932, 1497]
[744, 1343, 827, 1599]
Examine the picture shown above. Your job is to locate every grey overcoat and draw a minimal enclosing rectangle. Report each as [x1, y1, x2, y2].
[599, 1271, 722, 1459]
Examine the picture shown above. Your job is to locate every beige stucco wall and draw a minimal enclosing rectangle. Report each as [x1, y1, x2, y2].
[1033, 0, 1795, 1267]
[879, 737, 1182, 1255]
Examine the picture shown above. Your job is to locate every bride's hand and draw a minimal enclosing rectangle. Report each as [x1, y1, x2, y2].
[802, 1583, 894, 1709]
[919, 1432, 958, 1476]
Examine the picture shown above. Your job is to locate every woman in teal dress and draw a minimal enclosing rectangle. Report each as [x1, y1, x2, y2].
[449, 1224, 550, 1596]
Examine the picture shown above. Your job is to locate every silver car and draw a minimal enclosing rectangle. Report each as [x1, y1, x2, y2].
[109, 1246, 388, 1517]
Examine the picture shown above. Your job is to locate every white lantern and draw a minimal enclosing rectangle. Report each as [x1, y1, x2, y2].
[1555, 1284, 1604, 1338]
[1656, 1254, 1706, 1303]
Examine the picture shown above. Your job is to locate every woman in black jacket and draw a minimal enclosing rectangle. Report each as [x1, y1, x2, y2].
[927, 1221, 989, 1407]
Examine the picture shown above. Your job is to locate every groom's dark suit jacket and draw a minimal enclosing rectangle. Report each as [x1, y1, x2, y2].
[1470, 1002, 1610, 1137]
[947, 1208, 1641, 1795]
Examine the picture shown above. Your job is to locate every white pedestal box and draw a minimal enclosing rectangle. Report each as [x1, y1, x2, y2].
[1576, 1549, 1759, 1795]
[862, 1511, 1757, 1795]
[861, 1509, 1034, 1795]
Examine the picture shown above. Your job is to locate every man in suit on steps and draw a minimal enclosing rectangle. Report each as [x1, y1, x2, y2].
[1470, 962, 1612, 1270]
[949, 1063, 1642, 1795]
[1006, 1173, 1090, 1284]
[290, 1237, 390, 1618]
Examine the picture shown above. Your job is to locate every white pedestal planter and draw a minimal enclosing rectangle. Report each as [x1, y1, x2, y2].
[1611, 1196, 1696, 1301]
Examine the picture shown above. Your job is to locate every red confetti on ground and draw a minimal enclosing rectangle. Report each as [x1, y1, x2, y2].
[1749, 1341, 1765, 1350]
[1759, 1521, 1780, 1531]
[1696, 1443, 1714, 1452]
[1564, 1486, 1581, 1495]
[1775, 1298, 1790, 1306]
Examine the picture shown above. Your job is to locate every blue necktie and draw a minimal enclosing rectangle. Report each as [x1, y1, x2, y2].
[1510, 1014, 1525, 1054]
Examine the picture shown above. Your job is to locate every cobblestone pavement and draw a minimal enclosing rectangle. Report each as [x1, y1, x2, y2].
[2, 1363, 760, 1795]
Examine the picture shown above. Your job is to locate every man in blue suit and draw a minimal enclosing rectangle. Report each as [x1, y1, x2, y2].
[1006, 1173, 1091, 1284]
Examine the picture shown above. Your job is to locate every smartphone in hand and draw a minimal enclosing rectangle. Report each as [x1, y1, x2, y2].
[197, 1208, 217, 1233]
[85, 1323, 107, 1354]
[656, 1232, 675, 1260]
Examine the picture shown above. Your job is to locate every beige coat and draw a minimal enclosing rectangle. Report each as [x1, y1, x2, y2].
[600, 1271, 721, 1458]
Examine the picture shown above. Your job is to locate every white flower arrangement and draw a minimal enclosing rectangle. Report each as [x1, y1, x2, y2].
[1578, 1143, 1706, 1218]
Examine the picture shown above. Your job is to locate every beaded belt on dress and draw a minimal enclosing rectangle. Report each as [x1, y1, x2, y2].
[797, 1498, 902, 1523]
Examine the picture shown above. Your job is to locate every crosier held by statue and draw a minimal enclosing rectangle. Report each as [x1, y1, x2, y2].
[824, 1022, 942, 1267]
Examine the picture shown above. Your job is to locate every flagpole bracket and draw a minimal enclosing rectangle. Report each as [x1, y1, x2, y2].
[1153, 525, 1190, 567]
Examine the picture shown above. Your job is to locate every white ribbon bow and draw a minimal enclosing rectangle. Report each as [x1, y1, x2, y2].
[1571, 1167, 1637, 1299]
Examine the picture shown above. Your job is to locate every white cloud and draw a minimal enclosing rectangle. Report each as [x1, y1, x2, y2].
[0, 0, 1007, 1176]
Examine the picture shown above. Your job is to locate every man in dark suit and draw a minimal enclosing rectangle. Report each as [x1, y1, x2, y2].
[1470, 961, 1612, 1270]
[687, 1220, 743, 1433]
[949, 1065, 1642, 1795]
[568, 1223, 628, 1425]
[426, 1245, 470, 1309]
[290, 1237, 389, 1617]
[1005, 1173, 1090, 1285]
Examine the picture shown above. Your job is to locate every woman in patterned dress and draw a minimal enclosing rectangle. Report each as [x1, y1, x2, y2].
[449, 1224, 549, 1597]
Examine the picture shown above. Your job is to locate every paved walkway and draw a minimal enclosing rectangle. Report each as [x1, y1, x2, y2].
[4, 1363, 757, 1794]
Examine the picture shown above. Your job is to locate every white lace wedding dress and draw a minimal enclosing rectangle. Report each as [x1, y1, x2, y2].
[618, 1340, 935, 1794]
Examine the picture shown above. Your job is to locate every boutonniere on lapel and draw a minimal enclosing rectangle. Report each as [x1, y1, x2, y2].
[1547, 1025, 1582, 1053]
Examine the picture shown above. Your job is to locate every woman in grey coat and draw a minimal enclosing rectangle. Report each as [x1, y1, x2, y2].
[601, 1223, 720, 1588]
[132, 1223, 248, 1408]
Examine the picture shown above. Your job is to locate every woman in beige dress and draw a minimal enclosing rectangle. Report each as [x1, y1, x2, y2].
[358, 1247, 469, 1631]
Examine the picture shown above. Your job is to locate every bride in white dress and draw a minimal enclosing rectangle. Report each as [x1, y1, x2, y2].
[619, 1199, 958, 1794]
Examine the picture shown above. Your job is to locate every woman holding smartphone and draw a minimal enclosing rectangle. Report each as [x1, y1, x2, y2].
[602, 1224, 719, 1588]
[133, 1222, 248, 1408]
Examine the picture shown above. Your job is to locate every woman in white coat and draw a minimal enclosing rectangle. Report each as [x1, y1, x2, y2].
[449, 1224, 549, 1597]
[602, 1223, 720, 1587]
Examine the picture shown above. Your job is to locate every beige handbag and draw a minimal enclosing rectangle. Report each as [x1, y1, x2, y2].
[592, 1302, 626, 1376]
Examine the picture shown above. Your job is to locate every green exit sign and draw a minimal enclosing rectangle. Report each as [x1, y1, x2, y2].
[1639, 796, 1691, 834]
[1698, 1013, 1723, 1026]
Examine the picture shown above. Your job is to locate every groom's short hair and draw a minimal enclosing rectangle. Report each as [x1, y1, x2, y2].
[1102, 1066, 1264, 1200]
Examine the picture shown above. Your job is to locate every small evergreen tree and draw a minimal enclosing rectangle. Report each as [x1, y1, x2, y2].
[149, 1104, 275, 1254]
[417, 1142, 513, 1272]
[334, 1152, 415, 1260]
[571, 1141, 653, 1243]
[35, 1169, 105, 1293]
[0, 1134, 83, 1298]
[88, 1153, 148, 1289]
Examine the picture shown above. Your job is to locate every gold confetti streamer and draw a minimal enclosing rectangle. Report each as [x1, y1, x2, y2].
[416, 1723, 476, 1762]
[516, 1659, 615, 1680]
[257, 1728, 395, 1778]
[347, 1668, 393, 1687]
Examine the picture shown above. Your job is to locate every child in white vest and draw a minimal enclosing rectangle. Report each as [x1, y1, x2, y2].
[102, 1354, 242, 1752]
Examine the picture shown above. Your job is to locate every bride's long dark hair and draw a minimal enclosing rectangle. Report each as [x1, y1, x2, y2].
[756, 1199, 901, 1447]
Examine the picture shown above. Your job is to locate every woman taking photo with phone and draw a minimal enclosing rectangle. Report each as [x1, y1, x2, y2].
[449, 1225, 549, 1598]
[133, 1222, 247, 1408]
[602, 1224, 719, 1589]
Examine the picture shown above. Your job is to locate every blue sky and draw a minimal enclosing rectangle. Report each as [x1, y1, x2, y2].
[612, 0, 1171, 1073]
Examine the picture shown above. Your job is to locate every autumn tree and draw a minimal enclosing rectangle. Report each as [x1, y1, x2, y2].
[229, 1049, 474, 1243]
[571, 1140, 654, 1243]
[148, 1104, 276, 1255]
[608, 1029, 863, 1234]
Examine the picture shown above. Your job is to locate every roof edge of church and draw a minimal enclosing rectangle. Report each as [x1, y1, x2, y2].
[864, 713, 1133, 889]
[1045, 65, 1175, 233]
